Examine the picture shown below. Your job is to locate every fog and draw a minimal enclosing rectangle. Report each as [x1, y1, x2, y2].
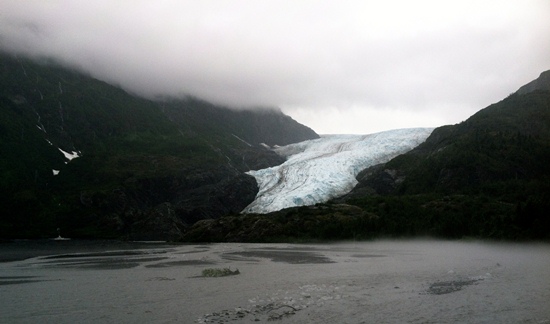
[2, 1, 550, 133]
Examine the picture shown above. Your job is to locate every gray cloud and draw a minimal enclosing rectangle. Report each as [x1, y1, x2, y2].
[1, 0, 549, 134]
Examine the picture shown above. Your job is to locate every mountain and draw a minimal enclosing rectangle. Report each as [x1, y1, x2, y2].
[350, 72, 550, 195]
[516, 70, 550, 94]
[183, 71, 550, 242]
[336, 71, 550, 239]
[242, 128, 433, 214]
[0, 52, 318, 240]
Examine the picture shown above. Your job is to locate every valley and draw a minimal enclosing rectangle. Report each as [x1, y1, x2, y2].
[1, 52, 549, 242]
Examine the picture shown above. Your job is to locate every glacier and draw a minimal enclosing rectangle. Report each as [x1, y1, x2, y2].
[242, 128, 434, 214]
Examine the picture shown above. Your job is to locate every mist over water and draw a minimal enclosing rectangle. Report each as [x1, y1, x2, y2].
[1, 240, 549, 323]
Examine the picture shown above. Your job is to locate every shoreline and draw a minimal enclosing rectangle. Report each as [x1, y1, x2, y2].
[0, 239, 176, 263]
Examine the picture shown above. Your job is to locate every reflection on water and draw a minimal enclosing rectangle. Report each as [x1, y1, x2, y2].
[146, 260, 215, 268]
[0, 240, 549, 323]
[425, 278, 484, 295]
[0, 275, 47, 286]
[223, 249, 335, 264]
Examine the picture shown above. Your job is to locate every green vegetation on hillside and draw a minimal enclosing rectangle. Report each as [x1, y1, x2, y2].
[344, 90, 550, 240]
[2, 50, 548, 241]
[182, 89, 550, 242]
[181, 190, 549, 242]
[0, 53, 317, 239]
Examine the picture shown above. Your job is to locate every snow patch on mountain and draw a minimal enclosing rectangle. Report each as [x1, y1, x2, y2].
[242, 128, 434, 214]
[58, 148, 80, 161]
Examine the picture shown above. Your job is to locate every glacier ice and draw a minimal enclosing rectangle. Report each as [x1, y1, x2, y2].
[242, 128, 434, 214]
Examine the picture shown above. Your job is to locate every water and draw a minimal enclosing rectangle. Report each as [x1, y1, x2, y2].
[1, 240, 549, 323]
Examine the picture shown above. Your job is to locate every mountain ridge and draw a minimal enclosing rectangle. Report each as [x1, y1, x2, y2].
[3, 50, 548, 241]
[0, 52, 318, 239]
[516, 70, 550, 94]
[183, 71, 550, 242]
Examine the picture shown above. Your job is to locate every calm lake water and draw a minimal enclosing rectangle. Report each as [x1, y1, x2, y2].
[0, 240, 549, 323]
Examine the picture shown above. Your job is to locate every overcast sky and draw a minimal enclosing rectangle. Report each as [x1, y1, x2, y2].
[2, 1, 550, 134]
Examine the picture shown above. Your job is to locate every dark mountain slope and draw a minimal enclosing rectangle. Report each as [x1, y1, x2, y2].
[0, 52, 318, 240]
[182, 71, 550, 242]
[354, 84, 550, 194]
[359, 90, 550, 195]
[160, 97, 318, 147]
[516, 70, 550, 94]
[338, 72, 550, 239]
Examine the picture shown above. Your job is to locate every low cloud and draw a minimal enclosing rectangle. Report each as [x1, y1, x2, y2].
[2, 0, 549, 133]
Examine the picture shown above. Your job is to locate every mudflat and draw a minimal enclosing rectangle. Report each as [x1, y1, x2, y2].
[1, 240, 549, 323]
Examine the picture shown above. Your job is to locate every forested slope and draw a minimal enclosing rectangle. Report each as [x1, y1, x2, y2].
[0, 53, 318, 239]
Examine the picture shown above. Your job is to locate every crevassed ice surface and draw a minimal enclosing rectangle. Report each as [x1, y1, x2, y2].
[242, 128, 434, 214]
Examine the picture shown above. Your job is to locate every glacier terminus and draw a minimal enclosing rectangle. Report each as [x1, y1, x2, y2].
[242, 128, 434, 214]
